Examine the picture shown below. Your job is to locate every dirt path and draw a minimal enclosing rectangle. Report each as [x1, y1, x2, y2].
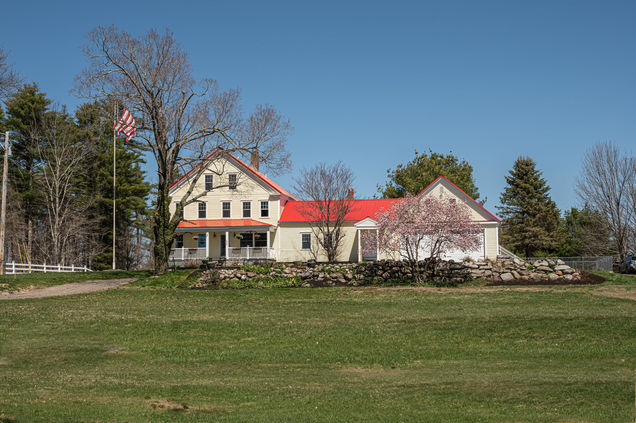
[0, 278, 136, 300]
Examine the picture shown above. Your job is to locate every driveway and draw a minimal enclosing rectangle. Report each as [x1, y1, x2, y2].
[0, 278, 136, 300]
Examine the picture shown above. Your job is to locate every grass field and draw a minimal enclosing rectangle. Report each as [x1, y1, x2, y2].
[0, 275, 634, 422]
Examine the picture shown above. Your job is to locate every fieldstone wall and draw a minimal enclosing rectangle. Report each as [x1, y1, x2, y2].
[205, 257, 582, 286]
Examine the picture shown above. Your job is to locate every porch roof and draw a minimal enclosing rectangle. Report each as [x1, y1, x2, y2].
[176, 219, 272, 232]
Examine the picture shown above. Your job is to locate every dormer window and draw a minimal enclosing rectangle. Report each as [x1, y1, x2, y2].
[228, 173, 237, 190]
[205, 174, 214, 191]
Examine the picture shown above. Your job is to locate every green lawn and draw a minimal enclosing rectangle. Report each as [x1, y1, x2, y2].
[0, 283, 634, 422]
[0, 270, 152, 293]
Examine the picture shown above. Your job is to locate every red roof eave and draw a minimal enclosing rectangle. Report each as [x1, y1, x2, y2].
[176, 218, 271, 229]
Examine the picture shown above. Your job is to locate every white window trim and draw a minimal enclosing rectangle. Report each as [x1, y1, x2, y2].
[260, 200, 269, 217]
[242, 201, 252, 218]
[228, 173, 238, 190]
[301, 232, 312, 250]
[222, 201, 231, 218]
[204, 174, 214, 191]
[198, 201, 207, 219]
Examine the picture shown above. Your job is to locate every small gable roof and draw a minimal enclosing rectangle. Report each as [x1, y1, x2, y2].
[417, 175, 500, 222]
[169, 149, 297, 200]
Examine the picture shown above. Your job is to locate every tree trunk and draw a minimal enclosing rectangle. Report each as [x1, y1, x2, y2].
[153, 182, 174, 274]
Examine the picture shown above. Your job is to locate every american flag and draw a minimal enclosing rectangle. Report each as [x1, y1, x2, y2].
[113, 107, 136, 141]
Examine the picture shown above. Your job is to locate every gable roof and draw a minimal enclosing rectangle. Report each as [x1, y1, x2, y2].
[280, 175, 500, 224]
[417, 175, 500, 222]
[169, 149, 297, 200]
[279, 198, 401, 223]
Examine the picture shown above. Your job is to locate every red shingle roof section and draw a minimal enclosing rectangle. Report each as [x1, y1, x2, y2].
[177, 219, 271, 229]
[279, 198, 402, 223]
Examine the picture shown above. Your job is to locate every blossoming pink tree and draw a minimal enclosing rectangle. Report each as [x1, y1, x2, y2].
[375, 195, 481, 282]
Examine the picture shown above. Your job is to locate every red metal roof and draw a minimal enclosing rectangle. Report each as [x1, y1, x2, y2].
[279, 198, 402, 223]
[279, 175, 500, 224]
[169, 149, 297, 200]
[177, 219, 271, 229]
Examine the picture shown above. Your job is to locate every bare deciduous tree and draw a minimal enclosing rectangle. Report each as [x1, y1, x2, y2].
[293, 162, 355, 262]
[576, 142, 635, 262]
[75, 26, 292, 273]
[37, 111, 91, 265]
[0, 47, 20, 100]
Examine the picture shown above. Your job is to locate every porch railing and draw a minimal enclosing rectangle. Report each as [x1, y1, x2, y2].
[228, 247, 275, 260]
[170, 248, 208, 262]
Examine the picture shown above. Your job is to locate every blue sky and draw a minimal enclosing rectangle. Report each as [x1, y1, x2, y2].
[1, 0, 634, 213]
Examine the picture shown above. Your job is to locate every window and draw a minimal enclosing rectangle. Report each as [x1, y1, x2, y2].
[174, 202, 183, 219]
[198, 202, 206, 219]
[255, 232, 267, 247]
[228, 173, 237, 190]
[243, 201, 251, 218]
[222, 201, 231, 218]
[205, 174, 214, 191]
[198, 233, 206, 249]
[301, 233, 311, 250]
[239, 233, 253, 248]
[174, 234, 184, 248]
[260, 201, 269, 217]
[324, 233, 333, 250]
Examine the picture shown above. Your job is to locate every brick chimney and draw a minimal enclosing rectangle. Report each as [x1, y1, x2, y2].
[250, 151, 259, 171]
[347, 188, 354, 200]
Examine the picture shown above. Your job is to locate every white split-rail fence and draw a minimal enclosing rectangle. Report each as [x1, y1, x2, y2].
[3, 262, 91, 274]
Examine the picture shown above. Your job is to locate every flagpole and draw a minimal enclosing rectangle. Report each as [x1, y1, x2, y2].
[112, 102, 117, 270]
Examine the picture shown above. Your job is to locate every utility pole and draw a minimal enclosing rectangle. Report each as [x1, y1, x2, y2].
[0, 132, 9, 275]
[112, 104, 117, 270]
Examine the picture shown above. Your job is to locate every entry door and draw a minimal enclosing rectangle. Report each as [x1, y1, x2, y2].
[220, 234, 226, 258]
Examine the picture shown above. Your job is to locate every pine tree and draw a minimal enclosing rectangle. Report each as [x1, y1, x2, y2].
[75, 101, 150, 270]
[4, 84, 50, 260]
[497, 157, 562, 257]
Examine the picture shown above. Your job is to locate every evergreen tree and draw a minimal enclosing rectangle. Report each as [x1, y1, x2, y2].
[559, 206, 613, 257]
[4, 84, 50, 259]
[75, 101, 150, 270]
[497, 157, 562, 257]
[381, 150, 482, 202]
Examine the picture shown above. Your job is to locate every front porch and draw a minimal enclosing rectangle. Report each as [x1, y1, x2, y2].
[170, 221, 276, 266]
[170, 245, 276, 263]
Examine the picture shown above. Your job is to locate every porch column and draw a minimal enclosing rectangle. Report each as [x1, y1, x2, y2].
[376, 229, 379, 261]
[206, 232, 210, 258]
[266, 230, 270, 259]
[357, 228, 361, 262]
[225, 231, 229, 258]
[277, 226, 281, 262]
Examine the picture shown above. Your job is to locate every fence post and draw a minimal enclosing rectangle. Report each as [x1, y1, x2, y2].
[11, 261, 15, 274]
[84, 266, 87, 272]
[58, 263, 61, 272]
[43, 263, 46, 273]
[71, 264, 74, 272]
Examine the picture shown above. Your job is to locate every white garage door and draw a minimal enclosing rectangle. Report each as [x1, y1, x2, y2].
[413, 230, 485, 262]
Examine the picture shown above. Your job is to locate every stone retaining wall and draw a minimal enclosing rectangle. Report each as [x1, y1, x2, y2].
[204, 257, 582, 286]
